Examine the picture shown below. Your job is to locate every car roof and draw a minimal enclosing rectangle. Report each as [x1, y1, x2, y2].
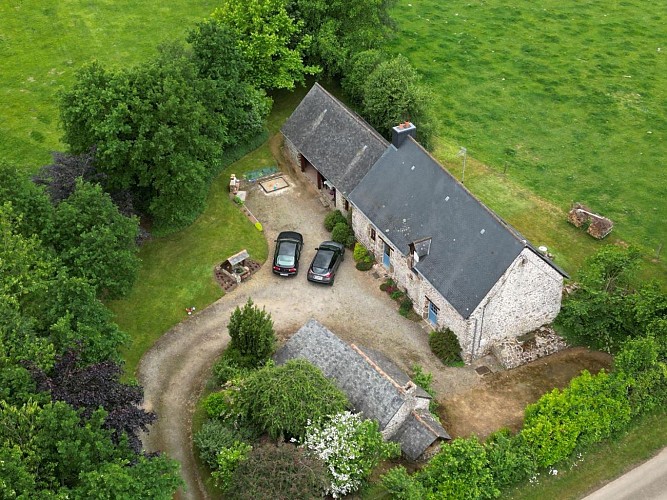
[277, 231, 303, 242]
[318, 241, 344, 251]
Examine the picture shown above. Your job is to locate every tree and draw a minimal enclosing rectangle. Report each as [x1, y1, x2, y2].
[211, 0, 318, 90]
[29, 349, 156, 453]
[238, 359, 348, 439]
[362, 55, 436, 148]
[44, 179, 140, 299]
[187, 19, 272, 146]
[33, 148, 102, 205]
[289, 0, 396, 76]
[0, 163, 53, 238]
[227, 298, 276, 366]
[341, 49, 386, 104]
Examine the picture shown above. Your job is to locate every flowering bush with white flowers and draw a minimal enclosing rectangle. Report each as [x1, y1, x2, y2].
[302, 411, 400, 498]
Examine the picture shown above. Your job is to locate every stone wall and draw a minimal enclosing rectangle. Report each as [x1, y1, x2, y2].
[492, 325, 567, 369]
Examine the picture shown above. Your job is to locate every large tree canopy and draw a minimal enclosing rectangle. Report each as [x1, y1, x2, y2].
[211, 0, 318, 90]
[288, 0, 396, 76]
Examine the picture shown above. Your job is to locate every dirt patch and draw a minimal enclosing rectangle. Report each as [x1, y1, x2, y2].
[440, 348, 613, 439]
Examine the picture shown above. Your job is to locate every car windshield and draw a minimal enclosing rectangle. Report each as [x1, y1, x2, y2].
[276, 241, 297, 267]
[312, 249, 335, 272]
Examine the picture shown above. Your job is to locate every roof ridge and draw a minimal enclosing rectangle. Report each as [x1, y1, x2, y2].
[312, 83, 389, 146]
[350, 343, 405, 393]
[411, 409, 442, 438]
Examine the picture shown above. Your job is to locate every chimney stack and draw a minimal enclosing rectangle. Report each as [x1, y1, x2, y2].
[391, 121, 416, 148]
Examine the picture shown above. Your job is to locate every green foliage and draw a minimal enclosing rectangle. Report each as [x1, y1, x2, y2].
[521, 370, 632, 468]
[324, 209, 347, 232]
[381, 466, 427, 500]
[303, 411, 400, 497]
[202, 392, 230, 419]
[44, 179, 140, 299]
[194, 419, 257, 470]
[558, 246, 666, 352]
[227, 298, 276, 367]
[419, 436, 500, 499]
[331, 221, 355, 248]
[212, 441, 253, 491]
[212, 0, 318, 90]
[485, 429, 537, 488]
[227, 442, 329, 500]
[341, 49, 387, 104]
[356, 261, 374, 271]
[237, 359, 348, 440]
[429, 327, 464, 365]
[390, 289, 405, 300]
[411, 364, 439, 415]
[399, 297, 413, 317]
[0, 162, 53, 238]
[291, 0, 395, 77]
[362, 55, 436, 148]
[614, 335, 667, 416]
[212, 348, 255, 386]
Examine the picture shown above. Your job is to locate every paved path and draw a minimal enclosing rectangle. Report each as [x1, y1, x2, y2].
[582, 447, 667, 500]
[138, 171, 479, 499]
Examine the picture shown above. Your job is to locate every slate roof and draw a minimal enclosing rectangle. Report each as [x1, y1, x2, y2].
[274, 319, 449, 459]
[349, 137, 568, 318]
[280, 83, 388, 196]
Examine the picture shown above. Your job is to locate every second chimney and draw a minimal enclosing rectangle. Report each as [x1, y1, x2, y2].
[391, 121, 416, 148]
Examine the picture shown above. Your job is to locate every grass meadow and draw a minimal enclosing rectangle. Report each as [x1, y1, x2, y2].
[388, 0, 667, 281]
[0, 0, 217, 169]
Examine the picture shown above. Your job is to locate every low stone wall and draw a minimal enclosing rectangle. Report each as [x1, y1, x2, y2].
[492, 325, 567, 369]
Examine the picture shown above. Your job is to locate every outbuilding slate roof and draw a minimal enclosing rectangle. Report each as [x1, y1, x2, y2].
[349, 138, 567, 318]
[280, 83, 388, 196]
[274, 319, 449, 459]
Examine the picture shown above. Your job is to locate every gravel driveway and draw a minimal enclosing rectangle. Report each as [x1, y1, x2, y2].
[138, 167, 481, 499]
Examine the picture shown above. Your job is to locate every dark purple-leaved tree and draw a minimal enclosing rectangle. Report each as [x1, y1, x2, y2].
[29, 349, 155, 453]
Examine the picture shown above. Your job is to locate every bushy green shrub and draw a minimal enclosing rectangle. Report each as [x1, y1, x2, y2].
[419, 436, 499, 499]
[237, 359, 348, 440]
[381, 466, 427, 500]
[212, 441, 252, 491]
[331, 222, 355, 248]
[324, 210, 347, 231]
[429, 327, 463, 365]
[353, 242, 374, 263]
[228, 298, 275, 367]
[194, 419, 255, 470]
[356, 260, 373, 271]
[484, 429, 536, 488]
[379, 278, 395, 292]
[212, 353, 253, 386]
[302, 412, 401, 497]
[202, 391, 229, 418]
[227, 442, 329, 500]
[399, 298, 413, 317]
[411, 364, 439, 416]
[390, 289, 405, 301]
[520, 370, 631, 468]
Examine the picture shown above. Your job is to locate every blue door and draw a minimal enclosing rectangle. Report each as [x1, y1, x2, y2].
[382, 240, 391, 268]
[428, 300, 439, 325]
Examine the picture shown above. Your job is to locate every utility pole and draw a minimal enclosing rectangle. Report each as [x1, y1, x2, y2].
[457, 146, 467, 183]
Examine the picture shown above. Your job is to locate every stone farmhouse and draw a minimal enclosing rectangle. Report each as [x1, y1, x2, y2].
[281, 83, 568, 362]
[274, 319, 450, 460]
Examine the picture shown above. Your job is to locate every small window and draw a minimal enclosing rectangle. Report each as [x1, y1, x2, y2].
[370, 227, 376, 241]
[343, 199, 350, 211]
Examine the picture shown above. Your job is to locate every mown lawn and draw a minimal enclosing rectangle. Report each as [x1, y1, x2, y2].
[387, 0, 667, 281]
[0, 0, 216, 169]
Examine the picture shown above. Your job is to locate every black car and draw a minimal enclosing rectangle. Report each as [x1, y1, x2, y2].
[307, 241, 345, 285]
[272, 231, 304, 276]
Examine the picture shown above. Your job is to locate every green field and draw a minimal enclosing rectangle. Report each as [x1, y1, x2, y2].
[0, 0, 216, 169]
[388, 0, 667, 280]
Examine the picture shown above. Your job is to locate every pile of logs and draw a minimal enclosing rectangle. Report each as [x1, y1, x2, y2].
[568, 203, 613, 239]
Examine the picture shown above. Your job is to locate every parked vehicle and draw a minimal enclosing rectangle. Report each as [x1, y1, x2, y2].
[307, 241, 345, 285]
[272, 231, 304, 276]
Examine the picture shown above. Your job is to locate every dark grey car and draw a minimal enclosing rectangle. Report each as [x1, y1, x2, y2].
[307, 241, 345, 285]
[273, 231, 304, 276]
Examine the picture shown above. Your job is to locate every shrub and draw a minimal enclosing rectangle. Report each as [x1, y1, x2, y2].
[411, 364, 439, 415]
[390, 290, 404, 301]
[356, 260, 373, 271]
[255, 222, 263, 231]
[228, 298, 275, 367]
[302, 412, 401, 498]
[212, 441, 252, 491]
[331, 221, 355, 248]
[194, 419, 256, 470]
[202, 391, 229, 418]
[520, 370, 631, 468]
[324, 210, 346, 232]
[399, 297, 413, 317]
[429, 327, 463, 365]
[418, 436, 499, 499]
[484, 429, 536, 488]
[237, 359, 348, 440]
[211, 350, 254, 386]
[353, 242, 369, 262]
[227, 442, 328, 500]
[233, 195, 244, 205]
[381, 466, 427, 500]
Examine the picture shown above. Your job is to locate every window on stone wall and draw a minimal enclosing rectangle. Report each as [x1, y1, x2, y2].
[369, 227, 376, 241]
[426, 298, 439, 325]
[344, 199, 350, 211]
